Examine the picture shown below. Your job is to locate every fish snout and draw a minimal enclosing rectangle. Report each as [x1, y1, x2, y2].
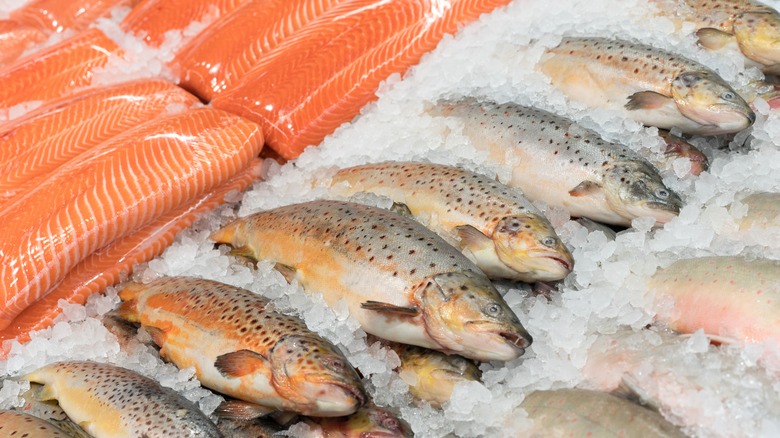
[308, 377, 367, 416]
[672, 72, 755, 134]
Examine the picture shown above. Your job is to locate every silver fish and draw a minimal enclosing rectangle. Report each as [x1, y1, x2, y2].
[539, 37, 755, 134]
[211, 200, 532, 362]
[428, 100, 683, 226]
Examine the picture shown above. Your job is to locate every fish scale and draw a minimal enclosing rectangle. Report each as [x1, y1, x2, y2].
[118, 277, 366, 417]
[539, 36, 755, 134]
[212, 200, 532, 362]
[24, 361, 222, 437]
[428, 100, 682, 226]
[329, 161, 573, 282]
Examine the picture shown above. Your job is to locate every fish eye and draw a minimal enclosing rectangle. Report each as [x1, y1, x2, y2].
[381, 417, 400, 430]
[485, 303, 502, 316]
[541, 236, 557, 247]
[655, 189, 670, 199]
[721, 91, 736, 101]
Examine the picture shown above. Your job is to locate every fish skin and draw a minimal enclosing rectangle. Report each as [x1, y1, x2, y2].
[735, 191, 780, 230]
[648, 256, 780, 344]
[428, 100, 682, 226]
[216, 417, 284, 438]
[0, 410, 71, 436]
[651, 0, 780, 74]
[0, 20, 47, 67]
[0, 28, 121, 110]
[328, 161, 574, 282]
[171, 0, 345, 101]
[17, 383, 91, 437]
[539, 37, 755, 135]
[0, 79, 200, 203]
[23, 361, 223, 437]
[521, 388, 686, 437]
[117, 276, 367, 417]
[0, 161, 261, 354]
[211, 200, 532, 362]
[10, 0, 135, 34]
[310, 404, 412, 438]
[120, 0, 251, 48]
[372, 336, 481, 408]
[212, 0, 514, 159]
[0, 107, 264, 331]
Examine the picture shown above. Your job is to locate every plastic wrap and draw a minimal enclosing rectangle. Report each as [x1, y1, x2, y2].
[0, 160, 262, 355]
[0, 79, 199, 203]
[171, 0, 346, 102]
[212, 0, 514, 159]
[0, 28, 122, 109]
[120, 0, 250, 47]
[0, 107, 263, 331]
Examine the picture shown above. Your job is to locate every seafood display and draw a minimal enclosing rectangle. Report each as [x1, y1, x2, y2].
[328, 161, 573, 281]
[428, 100, 682, 226]
[117, 277, 367, 416]
[539, 37, 756, 134]
[0, 0, 779, 436]
[23, 361, 222, 437]
[211, 200, 532, 361]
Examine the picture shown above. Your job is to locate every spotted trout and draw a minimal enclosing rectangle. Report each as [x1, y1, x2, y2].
[23, 361, 222, 437]
[428, 100, 683, 226]
[307, 404, 412, 438]
[521, 388, 685, 437]
[651, 0, 780, 74]
[328, 161, 573, 282]
[0, 410, 71, 437]
[211, 200, 532, 362]
[648, 256, 780, 344]
[539, 37, 755, 135]
[118, 276, 367, 417]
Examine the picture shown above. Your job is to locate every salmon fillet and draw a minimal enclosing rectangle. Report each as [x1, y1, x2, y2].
[0, 79, 199, 203]
[212, 0, 513, 159]
[10, 0, 137, 34]
[0, 107, 264, 330]
[0, 160, 261, 354]
[0, 20, 47, 67]
[121, 0, 250, 48]
[0, 28, 122, 110]
[171, 0, 345, 101]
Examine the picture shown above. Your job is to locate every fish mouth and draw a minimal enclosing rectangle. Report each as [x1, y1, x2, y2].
[646, 201, 681, 213]
[334, 380, 368, 409]
[499, 330, 532, 354]
[546, 256, 573, 272]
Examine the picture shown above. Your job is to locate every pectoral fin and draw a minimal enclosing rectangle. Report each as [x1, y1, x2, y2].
[568, 181, 602, 197]
[454, 225, 493, 251]
[696, 28, 736, 50]
[390, 202, 413, 217]
[214, 350, 268, 377]
[273, 263, 297, 284]
[144, 326, 167, 347]
[361, 301, 420, 316]
[228, 245, 258, 262]
[215, 399, 275, 420]
[625, 91, 672, 110]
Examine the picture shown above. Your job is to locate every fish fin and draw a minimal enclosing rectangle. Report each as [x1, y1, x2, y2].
[273, 263, 297, 284]
[568, 181, 602, 197]
[144, 326, 167, 347]
[625, 91, 671, 110]
[454, 225, 493, 250]
[696, 28, 736, 50]
[214, 350, 268, 377]
[390, 202, 413, 217]
[270, 411, 301, 426]
[115, 300, 140, 323]
[35, 384, 58, 402]
[228, 245, 258, 262]
[215, 399, 274, 420]
[361, 301, 420, 316]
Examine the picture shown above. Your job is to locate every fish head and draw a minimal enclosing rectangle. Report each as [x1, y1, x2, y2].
[419, 270, 532, 361]
[603, 160, 682, 224]
[269, 335, 366, 416]
[401, 347, 481, 407]
[492, 215, 574, 281]
[658, 131, 709, 176]
[319, 405, 411, 438]
[734, 11, 780, 72]
[670, 71, 755, 134]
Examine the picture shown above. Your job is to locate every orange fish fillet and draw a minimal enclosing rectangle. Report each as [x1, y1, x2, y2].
[0, 79, 199, 203]
[0, 160, 261, 355]
[10, 0, 137, 34]
[171, 0, 345, 101]
[0, 107, 264, 330]
[0, 20, 47, 67]
[212, 0, 512, 159]
[0, 28, 122, 110]
[121, 0, 250, 48]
